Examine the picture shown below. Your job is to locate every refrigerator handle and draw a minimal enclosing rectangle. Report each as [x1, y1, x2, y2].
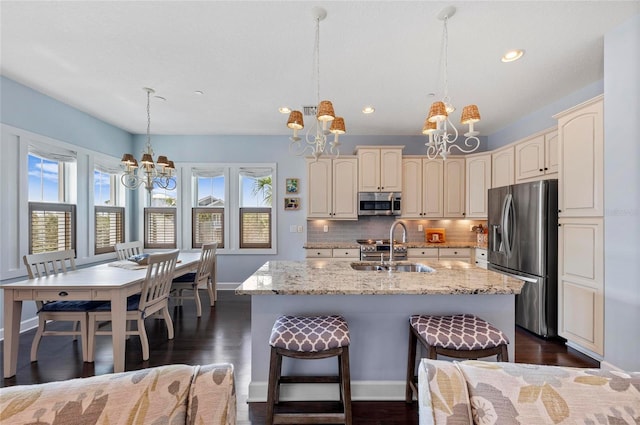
[502, 193, 513, 257]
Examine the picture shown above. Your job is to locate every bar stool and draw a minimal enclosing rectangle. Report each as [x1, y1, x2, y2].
[405, 314, 509, 402]
[266, 314, 352, 425]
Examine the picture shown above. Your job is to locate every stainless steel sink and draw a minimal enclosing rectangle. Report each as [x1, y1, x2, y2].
[350, 262, 435, 273]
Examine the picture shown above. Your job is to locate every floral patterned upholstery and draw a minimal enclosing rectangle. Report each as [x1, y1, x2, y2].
[0, 363, 236, 425]
[269, 315, 350, 352]
[410, 314, 509, 351]
[418, 359, 640, 425]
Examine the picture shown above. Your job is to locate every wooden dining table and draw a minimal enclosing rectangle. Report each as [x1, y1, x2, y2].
[2, 251, 201, 378]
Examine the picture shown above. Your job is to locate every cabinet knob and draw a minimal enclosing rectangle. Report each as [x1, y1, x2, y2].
[544, 167, 548, 170]
[558, 224, 562, 227]
[58, 291, 68, 297]
[462, 213, 466, 216]
[558, 209, 562, 213]
[539, 168, 543, 172]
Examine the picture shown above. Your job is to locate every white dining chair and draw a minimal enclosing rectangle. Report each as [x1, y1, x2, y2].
[171, 242, 217, 317]
[114, 241, 144, 260]
[23, 250, 105, 362]
[86, 250, 179, 362]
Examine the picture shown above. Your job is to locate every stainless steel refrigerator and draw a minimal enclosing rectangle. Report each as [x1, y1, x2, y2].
[487, 179, 558, 337]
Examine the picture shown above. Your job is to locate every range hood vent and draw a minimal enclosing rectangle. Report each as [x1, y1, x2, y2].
[303, 106, 317, 116]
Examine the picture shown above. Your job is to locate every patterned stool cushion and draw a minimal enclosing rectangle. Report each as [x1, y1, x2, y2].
[269, 315, 350, 352]
[410, 314, 509, 351]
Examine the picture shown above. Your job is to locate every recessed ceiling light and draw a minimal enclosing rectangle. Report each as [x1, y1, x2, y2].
[362, 106, 375, 114]
[501, 49, 525, 63]
[278, 106, 291, 114]
[194, 90, 204, 95]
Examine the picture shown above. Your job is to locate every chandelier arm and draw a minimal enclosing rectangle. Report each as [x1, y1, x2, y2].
[448, 136, 481, 154]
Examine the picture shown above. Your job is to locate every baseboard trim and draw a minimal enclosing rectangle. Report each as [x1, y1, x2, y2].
[565, 341, 604, 362]
[246, 380, 407, 403]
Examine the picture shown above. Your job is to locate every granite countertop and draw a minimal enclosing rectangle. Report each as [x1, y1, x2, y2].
[235, 260, 523, 296]
[303, 242, 360, 249]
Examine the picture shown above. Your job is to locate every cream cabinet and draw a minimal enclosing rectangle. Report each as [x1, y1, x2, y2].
[557, 218, 604, 355]
[355, 146, 403, 192]
[438, 248, 471, 262]
[443, 158, 466, 218]
[491, 146, 515, 188]
[407, 248, 438, 261]
[555, 95, 605, 357]
[555, 96, 604, 217]
[401, 157, 443, 218]
[305, 248, 360, 261]
[306, 157, 358, 219]
[515, 129, 558, 182]
[474, 248, 488, 269]
[465, 153, 492, 218]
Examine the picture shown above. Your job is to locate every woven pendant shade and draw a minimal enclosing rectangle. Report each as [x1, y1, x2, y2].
[329, 117, 346, 134]
[287, 110, 304, 130]
[422, 118, 437, 135]
[461, 105, 481, 124]
[317, 100, 336, 122]
[427, 101, 448, 123]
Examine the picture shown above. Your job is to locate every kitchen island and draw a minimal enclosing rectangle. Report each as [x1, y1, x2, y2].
[235, 259, 523, 402]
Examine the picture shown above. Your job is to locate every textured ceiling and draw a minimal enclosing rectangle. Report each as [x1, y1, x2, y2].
[1, 1, 638, 136]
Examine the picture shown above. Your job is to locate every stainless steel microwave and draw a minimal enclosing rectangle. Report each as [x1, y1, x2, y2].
[358, 192, 402, 216]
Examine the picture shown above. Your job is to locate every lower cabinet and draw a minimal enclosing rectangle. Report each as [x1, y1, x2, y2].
[558, 218, 604, 356]
[305, 248, 360, 261]
[474, 248, 488, 269]
[408, 247, 471, 263]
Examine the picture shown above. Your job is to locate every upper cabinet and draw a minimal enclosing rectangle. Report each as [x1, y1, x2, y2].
[515, 128, 558, 182]
[465, 153, 492, 218]
[306, 157, 358, 220]
[554, 96, 604, 217]
[401, 157, 443, 218]
[491, 146, 515, 189]
[355, 146, 403, 192]
[443, 157, 466, 217]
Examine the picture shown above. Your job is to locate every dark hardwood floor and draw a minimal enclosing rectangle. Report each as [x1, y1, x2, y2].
[1, 291, 598, 424]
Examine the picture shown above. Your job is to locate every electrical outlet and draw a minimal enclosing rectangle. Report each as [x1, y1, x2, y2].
[297, 225, 303, 233]
[290, 225, 297, 233]
[417, 224, 423, 232]
[323, 225, 329, 233]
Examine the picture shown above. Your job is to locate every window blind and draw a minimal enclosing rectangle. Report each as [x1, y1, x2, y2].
[95, 206, 125, 254]
[29, 202, 76, 254]
[192, 208, 224, 248]
[144, 207, 177, 249]
[239, 207, 271, 248]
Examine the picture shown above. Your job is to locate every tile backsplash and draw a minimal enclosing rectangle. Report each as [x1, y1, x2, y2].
[307, 216, 487, 244]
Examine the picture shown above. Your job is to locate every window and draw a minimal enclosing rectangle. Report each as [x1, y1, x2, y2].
[239, 168, 272, 249]
[94, 166, 124, 254]
[144, 207, 177, 249]
[192, 169, 225, 248]
[28, 147, 77, 254]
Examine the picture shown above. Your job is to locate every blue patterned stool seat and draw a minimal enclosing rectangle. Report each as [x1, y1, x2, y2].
[269, 314, 350, 352]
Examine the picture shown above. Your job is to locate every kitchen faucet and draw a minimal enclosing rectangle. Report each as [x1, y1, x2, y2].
[388, 220, 407, 264]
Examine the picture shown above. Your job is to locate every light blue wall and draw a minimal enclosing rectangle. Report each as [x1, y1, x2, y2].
[603, 14, 640, 371]
[487, 80, 604, 149]
[0, 76, 132, 156]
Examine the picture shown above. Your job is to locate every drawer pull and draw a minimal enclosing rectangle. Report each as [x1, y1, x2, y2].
[58, 291, 69, 297]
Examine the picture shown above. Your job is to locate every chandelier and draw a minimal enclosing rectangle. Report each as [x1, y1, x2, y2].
[423, 6, 481, 160]
[121, 87, 176, 192]
[286, 7, 346, 160]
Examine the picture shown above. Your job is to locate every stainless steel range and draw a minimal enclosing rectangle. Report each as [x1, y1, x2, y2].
[357, 239, 407, 261]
